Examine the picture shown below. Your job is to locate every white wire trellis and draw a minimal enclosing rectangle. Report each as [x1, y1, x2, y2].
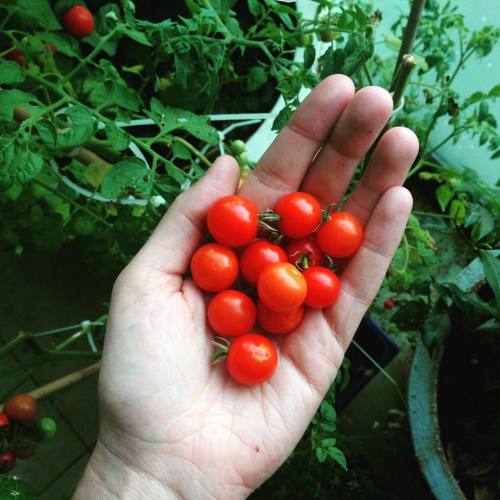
[49, 111, 276, 207]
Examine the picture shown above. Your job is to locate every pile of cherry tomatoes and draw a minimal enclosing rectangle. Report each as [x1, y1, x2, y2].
[4, 5, 94, 65]
[0, 394, 57, 474]
[191, 192, 363, 386]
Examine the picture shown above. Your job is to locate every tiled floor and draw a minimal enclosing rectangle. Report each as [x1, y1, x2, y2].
[0, 248, 114, 498]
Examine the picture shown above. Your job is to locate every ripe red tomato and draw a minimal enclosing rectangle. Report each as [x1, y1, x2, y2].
[5, 48, 25, 66]
[0, 450, 15, 473]
[257, 262, 307, 312]
[190, 243, 239, 292]
[0, 412, 9, 436]
[257, 302, 304, 334]
[208, 290, 256, 337]
[286, 236, 325, 267]
[302, 266, 340, 309]
[3, 394, 37, 424]
[384, 299, 395, 310]
[207, 195, 258, 247]
[316, 211, 363, 258]
[274, 192, 322, 238]
[63, 6, 95, 38]
[240, 240, 287, 285]
[226, 333, 278, 385]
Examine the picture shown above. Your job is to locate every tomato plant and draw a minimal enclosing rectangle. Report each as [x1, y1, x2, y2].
[207, 195, 258, 247]
[240, 240, 287, 285]
[257, 302, 304, 334]
[226, 333, 278, 386]
[0, 413, 9, 436]
[190, 243, 239, 292]
[4, 48, 24, 65]
[257, 262, 307, 312]
[384, 299, 395, 310]
[3, 394, 37, 424]
[62, 6, 94, 38]
[275, 192, 322, 239]
[286, 236, 325, 268]
[303, 266, 341, 309]
[208, 290, 256, 337]
[316, 211, 364, 258]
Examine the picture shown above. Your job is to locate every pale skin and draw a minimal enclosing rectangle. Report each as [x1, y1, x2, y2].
[74, 75, 419, 499]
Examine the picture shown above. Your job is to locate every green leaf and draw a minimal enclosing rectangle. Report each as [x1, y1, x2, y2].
[489, 84, 500, 98]
[246, 66, 268, 92]
[172, 141, 192, 160]
[321, 438, 336, 448]
[303, 44, 316, 70]
[315, 447, 328, 463]
[0, 475, 37, 499]
[37, 32, 80, 57]
[13, 149, 44, 184]
[37, 121, 58, 148]
[476, 318, 500, 333]
[327, 446, 348, 471]
[122, 27, 152, 46]
[0, 90, 39, 121]
[248, 0, 262, 16]
[164, 160, 187, 186]
[272, 105, 293, 132]
[58, 106, 97, 147]
[0, 61, 25, 84]
[423, 313, 451, 350]
[101, 158, 152, 199]
[319, 400, 336, 422]
[149, 99, 219, 145]
[105, 123, 130, 152]
[435, 185, 454, 211]
[15, 0, 61, 29]
[481, 252, 500, 318]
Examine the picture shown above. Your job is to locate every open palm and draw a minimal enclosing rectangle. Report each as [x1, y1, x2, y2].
[76, 76, 419, 500]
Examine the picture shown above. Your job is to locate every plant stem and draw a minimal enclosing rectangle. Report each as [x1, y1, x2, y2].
[392, 0, 427, 81]
[32, 178, 113, 228]
[157, 136, 212, 168]
[391, 54, 417, 108]
[413, 210, 453, 219]
[0, 332, 31, 359]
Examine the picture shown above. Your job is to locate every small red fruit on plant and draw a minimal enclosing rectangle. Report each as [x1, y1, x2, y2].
[0, 412, 10, 436]
[302, 266, 340, 309]
[5, 48, 25, 65]
[63, 6, 95, 38]
[257, 262, 307, 312]
[257, 302, 304, 334]
[316, 211, 363, 258]
[274, 192, 322, 238]
[3, 394, 37, 424]
[208, 290, 256, 337]
[207, 195, 258, 247]
[226, 333, 278, 385]
[286, 236, 325, 267]
[240, 240, 287, 285]
[384, 299, 394, 310]
[190, 243, 239, 292]
[0, 450, 15, 474]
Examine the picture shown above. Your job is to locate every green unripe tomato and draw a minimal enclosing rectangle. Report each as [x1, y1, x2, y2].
[230, 140, 246, 156]
[236, 152, 249, 167]
[320, 31, 335, 42]
[73, 216, 95, 236]
[34, 417, 57, 442]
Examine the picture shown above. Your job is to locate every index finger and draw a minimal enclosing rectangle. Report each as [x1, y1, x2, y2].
[239, 74, 355, 209]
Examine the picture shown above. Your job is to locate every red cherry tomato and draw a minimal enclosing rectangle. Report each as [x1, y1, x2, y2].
[227, 333, 278, 385]
[286, 236, 325, 267]
[0, 412, 9, 436]
[208, 290, 256, 337]
[5, 48, 25, 66]
[316, 211, 363, 258]
[274, 192, 322, 238]
[0, 450, 15, 473]
[3, 394, 37, 424]
[384, 299, 395, 310]
[240, 240, 287, 285]
[13, 429, 37, 460]
[257, 302, 304, 334]
[63, 6, 95, 38]
[207, 195, 258, 247]
[302, 266, 340, 309]
[190, 243, 239, 292]
[257, 262, 307, 312]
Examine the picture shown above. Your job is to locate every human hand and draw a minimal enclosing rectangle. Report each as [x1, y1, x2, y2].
[74, 75, 419, 500]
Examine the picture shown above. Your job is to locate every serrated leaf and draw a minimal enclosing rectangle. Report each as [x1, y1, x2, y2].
[0, 61, 25, 84]
[303, 44, 316, 70]
[435, 185, 454, 211]
[148, 99, 219, 145]
[101, 158, 152, 199]
[327, 446, 348, 470]
[481, 252, 500, 318]
[37, 32, 80, 57]
[105, 123, 130, 151]
[15, 0, 61, 29]
[122, 27, 152, 46]
[37, 121, 58, 148]
[272, 105, 293, 131]
[0, 90, 39, 121]
[172, 141, 192, 160]
[58, 106, 97, 147]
